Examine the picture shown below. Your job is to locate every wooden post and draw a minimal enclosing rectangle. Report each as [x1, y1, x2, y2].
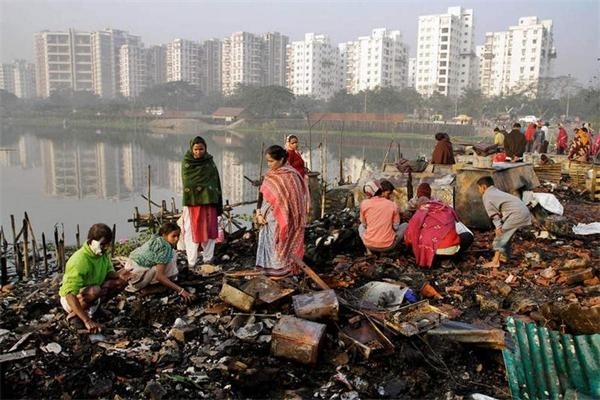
[0, 253, 7, 287]
[24, 212, 39, 264]
[22, 219, 29, 278]
[111, 224, 116, 258]
[76, 225, 80, 248]
[10, 215, 20, 278]
[42, 233, 48, 275]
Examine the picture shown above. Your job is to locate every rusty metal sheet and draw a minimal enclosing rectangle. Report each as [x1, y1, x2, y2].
[502, 317, 600, 399]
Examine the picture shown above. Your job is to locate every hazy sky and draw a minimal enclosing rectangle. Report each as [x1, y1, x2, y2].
[1, 0, 599, 85]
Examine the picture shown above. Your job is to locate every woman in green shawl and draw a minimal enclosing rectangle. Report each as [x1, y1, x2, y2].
[180, 136, 223, 266]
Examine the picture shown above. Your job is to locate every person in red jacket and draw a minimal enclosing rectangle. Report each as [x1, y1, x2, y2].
[556, 123, 568, 155]
[524, 123, 536, 153]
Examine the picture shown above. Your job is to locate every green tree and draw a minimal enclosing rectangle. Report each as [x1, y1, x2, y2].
[327, 90, 361, 112]
[138, 81, 204, 111]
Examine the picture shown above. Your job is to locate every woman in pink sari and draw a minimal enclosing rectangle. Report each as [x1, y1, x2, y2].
[255, 145, 308, 277]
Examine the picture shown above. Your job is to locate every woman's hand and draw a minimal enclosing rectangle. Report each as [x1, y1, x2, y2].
[256, 211, 267, 225]
[179, 289, 196, 303]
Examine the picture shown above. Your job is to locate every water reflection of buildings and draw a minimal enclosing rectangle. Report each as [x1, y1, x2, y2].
[219, 147, 259, 205]
[40, 138, 157, 200]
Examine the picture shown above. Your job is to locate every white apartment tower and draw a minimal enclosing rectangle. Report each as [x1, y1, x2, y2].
[145, 45, 167, 88]
[342, 28, 408, 94]
[263, 32, 289, 86]
[167, 39, 201, 86]
[480, 17, 556, 97]
[287, 33, 342, 100]
[408, 57, 417, 88]
[1, 60, 36, 98]
[34, 29, 93, 97]
[200, 39, 222, 95]
[90, 29, 141, 98]
[415, 6, 477, 97]
[119, 44, 146, 97]
[221, 32, 264, 95]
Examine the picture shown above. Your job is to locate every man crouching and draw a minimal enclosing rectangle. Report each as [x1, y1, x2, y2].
[59, 223, 129, 333]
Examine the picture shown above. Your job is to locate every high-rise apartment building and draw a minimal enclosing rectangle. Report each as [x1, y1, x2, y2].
[221, 32, 264, 95]
[262, 32, 289, 86]
[341, 28, 408, 94]
[287, 33, 342, 100]
[0, 61, 34, 98]
[145, 45, 167, 88]
[408, 57, 417, 88]
[34, 29, 93, 97]
[120, 44, 146, 98]
[415, 6, 477, 97]
[480, 16, 556, 97]
[167, 39, 201, 86]
[200, 39, 222, 95]
[91, 29, 141, 98]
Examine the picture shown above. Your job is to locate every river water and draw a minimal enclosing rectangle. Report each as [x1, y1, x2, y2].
[0, 124, 444, 245]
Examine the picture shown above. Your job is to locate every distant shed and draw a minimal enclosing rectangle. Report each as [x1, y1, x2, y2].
[212, 107, 248, 123]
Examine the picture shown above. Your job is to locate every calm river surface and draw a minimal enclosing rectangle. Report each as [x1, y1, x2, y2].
[0, 123, 445, 245]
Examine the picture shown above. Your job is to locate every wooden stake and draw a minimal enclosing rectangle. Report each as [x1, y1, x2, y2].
[24, 212, 39, 263]
[42, 233, 48, 275]
[76, 224, 80, 248]
[22, 219, 29, 278]
[10, 215, 20, 278]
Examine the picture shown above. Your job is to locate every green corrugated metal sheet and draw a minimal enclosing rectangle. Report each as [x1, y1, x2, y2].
[502, 317, 600, 399]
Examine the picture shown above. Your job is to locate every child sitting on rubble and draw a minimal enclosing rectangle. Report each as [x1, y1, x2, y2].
[359, 179, 406, 255]
[123, 222, 195, 303]
[476, 176, 531, 268]
[59, 223, 130, 333]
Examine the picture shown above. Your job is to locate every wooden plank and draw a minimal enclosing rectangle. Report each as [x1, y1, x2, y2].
[291, 256, 330, 290]
[0, 349, 36, 363]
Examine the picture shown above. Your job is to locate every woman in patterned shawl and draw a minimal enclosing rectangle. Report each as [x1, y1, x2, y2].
[180, 136, 223, 266]
[568, 128, 591, 162]
[255, 145, 307, 277]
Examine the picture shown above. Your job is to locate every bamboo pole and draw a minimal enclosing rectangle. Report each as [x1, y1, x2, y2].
[22, 219, 29, 278]
[24, 212, 39, 264]
[76, 224, 80, 248]
[42, 233, 48, 275]
[111, 224, 116, 258]
[10, 215, 21, 278]
[0, 253, 7, 287]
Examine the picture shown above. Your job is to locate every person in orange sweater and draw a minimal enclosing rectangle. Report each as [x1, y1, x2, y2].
[358, 179, 404, 255]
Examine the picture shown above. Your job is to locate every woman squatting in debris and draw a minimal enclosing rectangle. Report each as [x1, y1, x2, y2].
[403, 183, 473, 268]
[358, 179, 405, 256]
[122, 222, 195, 303]
[180, 136, 223, 266]
[255, 145, 308, 278]
[477, 176, 532, 269]
[59, 223, 129, 333]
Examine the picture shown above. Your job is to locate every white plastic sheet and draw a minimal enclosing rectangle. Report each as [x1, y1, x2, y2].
[572, 222, 600, 235]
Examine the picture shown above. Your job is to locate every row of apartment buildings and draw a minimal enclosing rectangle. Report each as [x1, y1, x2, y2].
[0, 6, 556, 101]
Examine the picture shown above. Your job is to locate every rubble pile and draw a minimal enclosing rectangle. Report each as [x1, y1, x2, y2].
[1, 188, 598, 399]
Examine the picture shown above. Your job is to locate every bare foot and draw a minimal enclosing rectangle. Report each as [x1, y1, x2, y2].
[482, 260, 500, 269]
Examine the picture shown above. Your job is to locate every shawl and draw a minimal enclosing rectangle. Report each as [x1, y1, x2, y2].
[431, 138, 455, 164]
[260, 164, 307, 263]
[405, 201, 458, 267]
[129, 235, 174, 268]
[181, 150, 223, 213]
[287, 149, 307, 177]
[556, 128, 568, 149]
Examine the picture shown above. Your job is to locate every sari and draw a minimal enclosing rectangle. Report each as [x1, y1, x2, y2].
[256, 164, 307, 275]
[404, 201, 460, 268]
[568, 129, 591, 162]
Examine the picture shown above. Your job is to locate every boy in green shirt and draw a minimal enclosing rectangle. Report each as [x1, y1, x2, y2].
[59, 223, 129, 333]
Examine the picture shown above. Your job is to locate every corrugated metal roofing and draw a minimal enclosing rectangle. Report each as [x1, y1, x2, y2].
[502, 317, 600, 399]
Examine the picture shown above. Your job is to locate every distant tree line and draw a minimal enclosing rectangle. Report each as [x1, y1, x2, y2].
[1, 76, 598, 126]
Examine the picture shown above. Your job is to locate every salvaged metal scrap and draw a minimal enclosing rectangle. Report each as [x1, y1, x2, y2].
[427, 320, 507, 349]
[338, 315, 395, 359]
[292, 289, 339, 321]
[271, 315, 326, 364]
[503, 316, 600, 399]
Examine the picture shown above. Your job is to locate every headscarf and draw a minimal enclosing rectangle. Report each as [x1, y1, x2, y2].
[181, 140, 223, 213]
[260, 164, 307, 263]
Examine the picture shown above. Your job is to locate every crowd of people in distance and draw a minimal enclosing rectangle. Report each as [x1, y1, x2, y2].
[491, 120, 599, 163]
